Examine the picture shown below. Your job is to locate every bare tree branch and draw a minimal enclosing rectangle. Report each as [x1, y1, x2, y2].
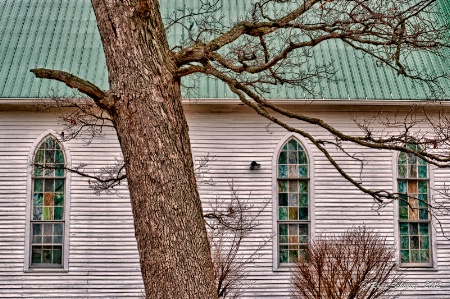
[30, 68, 114, 111]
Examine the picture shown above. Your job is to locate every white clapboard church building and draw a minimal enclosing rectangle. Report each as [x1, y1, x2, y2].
[0, 0, 449, 298]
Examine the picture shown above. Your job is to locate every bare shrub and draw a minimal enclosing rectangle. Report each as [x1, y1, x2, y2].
[291, 227, 402, 299]
[205, 183, 268, 298]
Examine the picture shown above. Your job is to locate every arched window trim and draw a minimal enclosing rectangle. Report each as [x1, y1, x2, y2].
[24, 130, 71, 272]
[272, 133, 315, 271]
[391, 147, 438, 269]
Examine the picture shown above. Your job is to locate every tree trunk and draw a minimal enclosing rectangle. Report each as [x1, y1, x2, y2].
[91, 1, 217, 298]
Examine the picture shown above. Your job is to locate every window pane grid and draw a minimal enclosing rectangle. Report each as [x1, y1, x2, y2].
[277, 138, 309, 265]
[279, 223, 308, 264]
[398, 146, 430, 266]
[30, 136, 66, 268]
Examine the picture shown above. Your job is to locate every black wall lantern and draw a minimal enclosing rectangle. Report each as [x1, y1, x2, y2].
[250, 161, 261, 170]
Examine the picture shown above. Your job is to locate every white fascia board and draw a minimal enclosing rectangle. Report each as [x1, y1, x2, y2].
[182, 98, 448, 106]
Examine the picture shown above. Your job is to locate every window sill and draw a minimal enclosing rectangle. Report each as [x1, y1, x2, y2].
[24, 268, 68, 273]
[273, 264, 295, 272]
[398, 265, 438, 272]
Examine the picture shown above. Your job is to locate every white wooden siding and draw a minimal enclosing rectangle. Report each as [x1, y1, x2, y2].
[1, 103, 449, 298]
[0, 111, 143, 298]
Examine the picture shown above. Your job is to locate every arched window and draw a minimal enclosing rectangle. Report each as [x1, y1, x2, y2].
[277, 138, 309, 265]
[30, 135, 67, 267]
[397, 143, 431, 266]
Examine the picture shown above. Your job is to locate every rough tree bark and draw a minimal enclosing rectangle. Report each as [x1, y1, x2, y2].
[91, 1, 216, 298]
[62, 0, 216, 298]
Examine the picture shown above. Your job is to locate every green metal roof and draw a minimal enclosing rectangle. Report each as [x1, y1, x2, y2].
[0, 0, 448, 100]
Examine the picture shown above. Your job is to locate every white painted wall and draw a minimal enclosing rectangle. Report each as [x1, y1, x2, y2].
[0, 102, 449, 298]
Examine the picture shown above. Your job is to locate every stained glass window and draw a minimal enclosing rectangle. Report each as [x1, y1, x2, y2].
[277, 138, 309, 264]
[31, 136, 65, 267]
[398, 143, 431, 265]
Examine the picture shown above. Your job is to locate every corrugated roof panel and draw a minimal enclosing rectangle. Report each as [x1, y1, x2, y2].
[0, 0, 448, 100]
[0, 0, 108, 98]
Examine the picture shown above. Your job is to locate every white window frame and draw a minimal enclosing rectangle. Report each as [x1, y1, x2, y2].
[24, 130, 71, 272]
[272, 133, 315, 271]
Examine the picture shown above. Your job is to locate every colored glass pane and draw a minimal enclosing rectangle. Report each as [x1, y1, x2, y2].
[43, 207, 53, 220]
[411, 250, 420, 262]
[289, 224, 298, 235]
[54, 193, 64, 206]
[45, 137, 55, 149]
[279, 224, 287, 235]
[408, 153, 417, 164]
[288, 207, 298, 220]
[287, 139, 297, 150]
[32, 248, 42, 263]
[410, 236, 419, 249]
[298, 151, 307, 164]
[399, 198, 408, 206]
[288, 165, 298, 178]
[418, 166, 427, 178]
[34, 166, 43, 176]
[299, 166, 307, 177]
[34, 180, 43, 192]
[44, 180, 54, 192]
[289, 250, 298, 263]
[418, 194, 427, 207]
[299, 224, 308, 236]
[55, 150, 64, 163]
[278, 181, 287, 192]
[279, 207, 288, 220]
[33, 208, 43, 220]
[279, 193, 288, 206]
[55, 165, 65, 177]
[53, 248, 62, 264]
[418, 181, 427, 193]
[419, 223, 428, 235]
[280, 250, 288, 263]
[278, 165, 287, 177]
[289, 181, 298, 192]
[299, 194, 308, 206]
[288, 151, 297, 164]
[419, 209, 428, 220]
[400, 250, 409, 263]
[35, 150, 44, 163]
[33, 193, 43, 206]
[399, 223, 409, 235]
[278, 151, 287, 164]
[54, 207, 64, 220]
[409, 223, 418, 235]
[288, 194, 298, 206]
[54, 224, 63, 235]
[299, 235, 308, 243]
[55, 179, 64, 192]
[420, 250, 429, 263]
[420, 236, 429, 249]
[400, 236, 409, 249]
[398, 165, 407, 178]
[399, 207, 408, 219]
[299, 208, 308, 220]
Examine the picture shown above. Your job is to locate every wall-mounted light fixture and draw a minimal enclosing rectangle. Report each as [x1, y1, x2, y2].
[250, 161, 261, 170]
